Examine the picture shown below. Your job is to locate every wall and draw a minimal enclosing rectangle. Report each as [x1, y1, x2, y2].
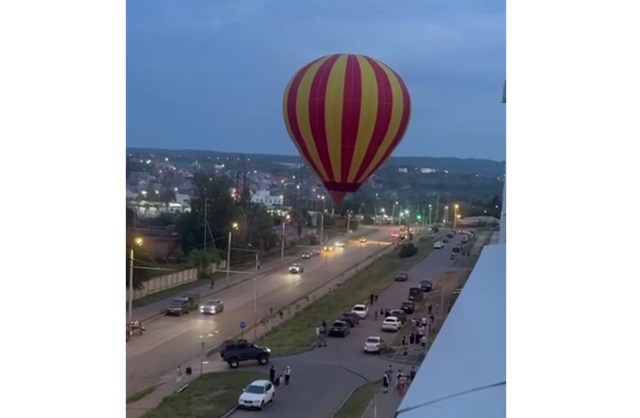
[128, 268, 199, 300]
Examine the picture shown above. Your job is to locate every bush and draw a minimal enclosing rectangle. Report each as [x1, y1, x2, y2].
[398, 242, 418, 258]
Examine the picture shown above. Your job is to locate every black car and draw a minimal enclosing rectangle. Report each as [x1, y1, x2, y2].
[419, 279, 433, 292]
[329, 320, 350, 337]
[220, 339, 271, 369]
[446, 233, 454, 239]
[166, 293, 199, 316]
[408, 287, 424, 302]
[388, 309, 407, 324]
[341, 312, 360, 327]
[443, 238, 449, 243]
[452, 247, 460, 253]
[395, 271, 409, 281]
[401, 300, 415, 314]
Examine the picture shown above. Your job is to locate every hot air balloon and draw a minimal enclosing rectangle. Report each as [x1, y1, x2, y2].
[283, 54, 411, 205]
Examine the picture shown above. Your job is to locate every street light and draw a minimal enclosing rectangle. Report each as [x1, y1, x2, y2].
[428, 204, 433, 226]
[280, 214, 291, 265]
[199, 330, 219, 376]
[444, 205, 449, 225]
[127, 237, 144, 323]
[453, 204, 460, 228]
[226, 222, 239, 284]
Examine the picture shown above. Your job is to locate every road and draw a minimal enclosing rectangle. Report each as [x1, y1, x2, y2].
[228, 232, 469, 418]
[126, 227, 396, 395]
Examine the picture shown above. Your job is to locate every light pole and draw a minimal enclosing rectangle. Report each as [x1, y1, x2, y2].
[453, 204, 460, 229]
[428, 204, 433, 226]
[280, 214, 290, 265]
[127, 237, 143, 324]
[199, 331, 219, 376]
[226, 222, 239, 285]
[391, 201, 398, 224]
[443, 205, 449, 226]
[346, 212, 351, 239]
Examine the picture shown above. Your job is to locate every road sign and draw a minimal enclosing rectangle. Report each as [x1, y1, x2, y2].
[239, 321, 247, 329]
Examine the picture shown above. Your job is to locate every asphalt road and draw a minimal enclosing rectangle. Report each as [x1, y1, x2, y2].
[228, 232, 468, 418]
[126, 227, 396, 395]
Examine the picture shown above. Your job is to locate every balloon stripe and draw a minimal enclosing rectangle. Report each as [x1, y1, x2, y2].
[347, 56, 378, 183]
[295, 56, 332, 181]
[325, 55, 349, 182]
[308, 55, 340, 182]
[338, 55, 362, 183]
[351, 57, 394, 183]
[357, 63, 411, 183]
[283, 61, 324, 177]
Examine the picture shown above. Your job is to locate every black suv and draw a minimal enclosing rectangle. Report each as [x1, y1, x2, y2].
[401, 300, 416, 314]
[329, 320, 350, 337]
[340, 311, 360, 327]
[220, 339, 271, 369]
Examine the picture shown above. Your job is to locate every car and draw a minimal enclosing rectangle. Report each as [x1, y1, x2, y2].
[322, 245, 334, 253]
[328, 320, 350, 337]
[335, 241, 346, 248]
[359, 237, 367, 243]
[341, 311, 360, 327]
[443, 238, 449, 243]
[301, 252, 311, 259]
[381, 316, 402, 332]
[395, 271, 409, 281]
[446, 233, 454, 239]
[461, 235, 469, 243]
[220, 339, 271, 369]
[363, 336, 386, 353]
[401, 300, 416, 314]
[200, 299, 224, 315]
[166, 293, 199, 316]
[237, 379, 275, 410]
[452, 247, 460, 253]
[419, 279, 433, 292]
[351, 304, 369, 319]
[289, 263, 304, 274]
[408, 287, 424, 302]
[433, 241, 445, 249]
[389, 309, 407, 323]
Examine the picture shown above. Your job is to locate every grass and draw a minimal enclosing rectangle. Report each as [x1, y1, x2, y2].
[127, 385, 157, 404]
[141, 371, 267, 418]
[334, 380, 381, 418]
[254, 234, 443, 355]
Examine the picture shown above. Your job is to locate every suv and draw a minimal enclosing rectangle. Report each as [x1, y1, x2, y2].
[340, 311, 360, 327]
[220, 339, 271, 369]
[401, 300, 416, 314]
[395, 271, 409, 281]
[166, 293, 199, 316]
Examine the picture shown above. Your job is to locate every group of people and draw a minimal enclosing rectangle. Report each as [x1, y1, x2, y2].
[382, 366, 417, 395]
[269, 365, 292, 388]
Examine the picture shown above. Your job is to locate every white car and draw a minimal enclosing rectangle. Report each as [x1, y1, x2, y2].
[238, 379, 275, 410]
[381, 316, 402, 332]
[351, 304, 369, 319]
[433, 241, 445, 249]
[363, 336, 385, 353]
[289, 263, 304, 274]
[335, 241, 346, 248]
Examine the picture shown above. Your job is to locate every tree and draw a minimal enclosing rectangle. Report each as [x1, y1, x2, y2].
[188, 249, 221, 278]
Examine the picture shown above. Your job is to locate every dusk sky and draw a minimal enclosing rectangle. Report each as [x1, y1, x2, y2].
[127, 0, 505, 161]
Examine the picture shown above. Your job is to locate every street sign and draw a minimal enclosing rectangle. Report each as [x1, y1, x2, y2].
[239, 321, 247, 329]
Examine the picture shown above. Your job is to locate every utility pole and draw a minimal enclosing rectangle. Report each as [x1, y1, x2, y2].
[319, 213, 325, 246]
[346, 212, 351, 239]
[203, 193, 207, 252]
[435, 194, 440, 225]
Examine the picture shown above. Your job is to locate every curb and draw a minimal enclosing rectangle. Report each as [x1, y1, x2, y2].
[219, 406, 239, 418]
[137, 254, 304, 324]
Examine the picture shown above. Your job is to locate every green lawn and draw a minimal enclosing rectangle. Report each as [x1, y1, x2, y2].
[141, 371, 267, 418]
[127, 384, 156, 404]
[254, 234, 443, 355]
[333, 381, 381, 418]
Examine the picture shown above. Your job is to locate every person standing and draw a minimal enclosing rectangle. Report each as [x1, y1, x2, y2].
[175, 366, 183, 383]
[210, 278, 215, 289]
[410, 366, 416, 382]
[284, 366, 291, 385]
[269, 365, 276, 383]
[421, 335, 427, 348]
[382, 373, 390, 393]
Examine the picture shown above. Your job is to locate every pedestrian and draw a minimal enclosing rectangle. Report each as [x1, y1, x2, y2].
[175, 366, 183, 383]
[428, 304, 433, 314]
[278, 374, 284, 387]
[274, 374, 281, 388]
[382, 373, 389, 393]
[410, 367, 416, 382]
[396, 370, 403, 391]
[409, 333, 415, 345]
[374, 310, 378, 320]
[369, 293, 374, 305]
[210, 278, 215, 289]
[421, 335, 427, 348]
[429, 313, 435, 324]
[374, 294, 379, 302]
[269, 365, 275, 383]
[315, 325, 320, 339]
[421, 316, 427, 327]
[386, 365, 393, 379]
[284, 366, 291, 385]
[322, 319, 327, 329]
[401, 336, 406, 346]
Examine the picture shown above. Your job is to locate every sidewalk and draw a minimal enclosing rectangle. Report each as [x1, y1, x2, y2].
[129, 253, 300, 322]
[361, 387, 404, 418]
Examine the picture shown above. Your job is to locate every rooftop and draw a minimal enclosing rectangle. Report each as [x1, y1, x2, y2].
[396, 242, 506, 418]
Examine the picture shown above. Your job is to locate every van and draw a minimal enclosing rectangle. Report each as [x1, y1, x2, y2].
[408, 287, 424, 302]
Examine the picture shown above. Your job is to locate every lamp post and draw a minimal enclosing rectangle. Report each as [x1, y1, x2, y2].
[428, 204, 433, 226]
[226, 222, 239, 285]
[280, 214, 290, 265]
[127, 237, 143, 324]
[199, 330, 219, 376]
[453, 204, 460, 229]
[443, 205, 449, 226]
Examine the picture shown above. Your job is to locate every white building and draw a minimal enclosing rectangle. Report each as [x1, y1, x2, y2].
[250, 190, 283, 207]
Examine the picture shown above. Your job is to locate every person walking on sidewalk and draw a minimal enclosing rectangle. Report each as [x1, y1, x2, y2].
[284, 366, 291, 385]
[382, 373, 390, 393]
[210, 278, 215, 289]
[269, 365, 276, 383]
[175, 366, 183, 383]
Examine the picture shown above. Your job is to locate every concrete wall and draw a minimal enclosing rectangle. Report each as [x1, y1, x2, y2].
[127, 268, 199, 300]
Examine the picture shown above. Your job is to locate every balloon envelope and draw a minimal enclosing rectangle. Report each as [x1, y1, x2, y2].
[283, 54, 411, 205]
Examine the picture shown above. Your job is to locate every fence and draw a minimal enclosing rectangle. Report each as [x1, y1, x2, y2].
[126, 268, 199, 301]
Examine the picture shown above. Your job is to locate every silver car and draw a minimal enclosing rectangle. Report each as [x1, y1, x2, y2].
[200, 299, 224, 315]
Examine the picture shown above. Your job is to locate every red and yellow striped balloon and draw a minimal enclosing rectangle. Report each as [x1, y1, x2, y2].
[283, 54, 411, 205]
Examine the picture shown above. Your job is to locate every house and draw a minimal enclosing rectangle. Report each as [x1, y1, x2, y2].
[251, 190, 283, 207]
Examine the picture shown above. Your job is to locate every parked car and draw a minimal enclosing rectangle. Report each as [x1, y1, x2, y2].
[433, 241, 445, 249]
[401, 300, 416, 314]
[289, 263, 304, 274]
[395, 271, 409, 281]
[200, 299, 224, 315]
[341, 312, 360, 327]
[408, 287, 424, 302]
[237, 379, 275, 410]
[388, 309, 407, 324]
[363, 336, 386, 353]
[220, 339, 271, 369]
[351, 304, 369, 319]
[329, 320, 350, 337]
[381, 316, 402, 332]
[301, 252, 311, 259]
[452, 247, 460, 253]
[443, 238, 449, 243]
[419, 279, 433, 292]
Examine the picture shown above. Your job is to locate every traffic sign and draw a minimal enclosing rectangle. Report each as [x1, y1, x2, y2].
[239, 321, 247, 329]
